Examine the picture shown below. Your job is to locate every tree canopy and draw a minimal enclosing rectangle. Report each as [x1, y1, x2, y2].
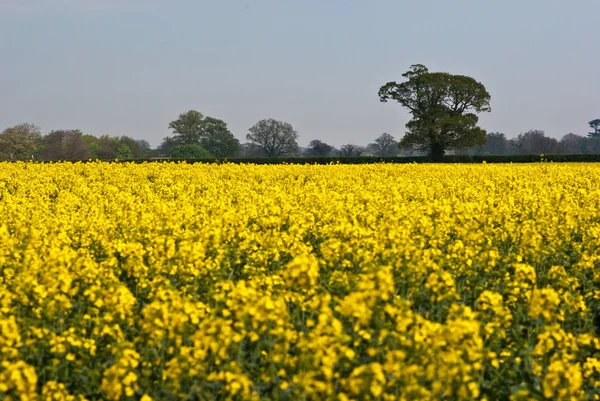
[367, 133, 398, 156]
[199, 117, 240, 158]
[168, 110, 239, 157]
[379, 64, 491, 160]
[509, 130, 558, 155]
[306, 140, 334, 157]
[170, 144, 213, 159]
[116, 144, 135, 160]
[168, 110, 205, 144]
[0, 123, 41, 160]
[41, 130, 91, 160]
[472, 132, 509, 155]
[589, 119, 600, 138]
[339, 144, 365, 157]
[246, 119, 299, 157]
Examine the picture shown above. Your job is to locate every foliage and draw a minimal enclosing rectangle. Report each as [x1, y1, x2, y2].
[116, 144, 134, 160]
[246, 119, 299, 157]
[2, 162, 600, 400]
[168, 110, 206, 144]
[509, 130, 558, 154]
[379, 64, 491, 160]
[305, 140, 334, 157]
[96, 135, 120, 159]
[40, 130, 91, 160]
[557, 133, 591, 154]
[81, 135, 153, 160]
[366, 133, 398, 156]
[135, 139, 152, 152]
[0, 123, 41, 161]
[157, 136, 179, 157]
[238, 143, 265, 158]
[118, 136, 151, 159]
[16, 153, 600, 165]
[588, 119, 600, 138]
[168, 110, 240, 157]
[82, 134, 101, 159]
[471, 132, 510, 155]
[199, 117, 240, 158]
[338, 144, 365, 156]
[170, 144, 213, 159]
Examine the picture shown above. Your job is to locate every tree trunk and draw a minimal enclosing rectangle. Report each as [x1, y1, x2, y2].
[430, 142, 445, 162]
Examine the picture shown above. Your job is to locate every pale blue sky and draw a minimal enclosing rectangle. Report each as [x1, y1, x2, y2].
[1, 0, 598, 147]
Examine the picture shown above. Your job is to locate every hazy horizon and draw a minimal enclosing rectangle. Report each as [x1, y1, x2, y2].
[1, 0, 598, 147]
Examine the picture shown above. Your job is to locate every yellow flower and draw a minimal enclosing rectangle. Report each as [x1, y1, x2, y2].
[1, 161, 600, 399]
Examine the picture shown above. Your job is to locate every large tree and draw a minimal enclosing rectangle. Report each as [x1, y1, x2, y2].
[168, 110, 205, 144]
[168, 110, 239, 157]
[41, 130, 91, 160]
[0, 123, 41, 160]
[199, 117, 240, 158]
[246, 119, 299, 157]
[367, 133, 398, 156]
[379, 64, 491, 161]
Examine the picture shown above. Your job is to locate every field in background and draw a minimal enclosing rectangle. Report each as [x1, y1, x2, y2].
[1, 162, 600, 400]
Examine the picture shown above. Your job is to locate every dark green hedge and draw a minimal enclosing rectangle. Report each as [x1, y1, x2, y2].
[120, 154, 600, 164]
[14, 154, 600, 164]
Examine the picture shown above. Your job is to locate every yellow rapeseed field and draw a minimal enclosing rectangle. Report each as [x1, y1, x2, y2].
[1, 161, 600, 401]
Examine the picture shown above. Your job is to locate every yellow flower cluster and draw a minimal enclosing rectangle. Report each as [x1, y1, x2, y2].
[1, 161, 600, 400]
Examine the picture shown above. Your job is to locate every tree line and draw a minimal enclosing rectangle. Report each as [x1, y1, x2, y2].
[2, 118, 599, 162]
[1, 63, 598, 161]
[0, 125, 154, 161]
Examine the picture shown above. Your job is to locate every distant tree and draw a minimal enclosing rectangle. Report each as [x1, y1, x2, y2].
[81, 134, 101, 159]
[339, 144, 365, 157]
[0, 123, 41, 160]
[509, 130, 558, 154]
[168, 110, 239, 157]
[199, 117, 240, 158]
[588, 119, 600, 138]
[80, 135, 151, 159]
[586, 136, 600, 153]
[169, 110, 205, 144]
[118, 136, 149, 158]
[246, 119, 299, 157]
[116, 144, 134, 160]
[136, 139, 152, 151]
[156, 136, 178, 157]
[557, 133, 589, 154]
[379, 64, 491, 161]
[472, 132, 509, 155]
[367, 133, 398, 156]
[41, 130, 91, 160]
[95, 135, 120, 159]
[238, 143, 265, 158]
[305, 140, 334, 157]
[170, 144, 213, 159]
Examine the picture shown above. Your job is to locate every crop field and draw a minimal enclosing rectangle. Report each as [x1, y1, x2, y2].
[1, 162, 600, 400]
